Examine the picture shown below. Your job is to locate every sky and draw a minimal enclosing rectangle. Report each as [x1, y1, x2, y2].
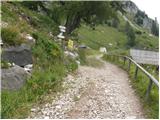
[131, 0, 160, 23]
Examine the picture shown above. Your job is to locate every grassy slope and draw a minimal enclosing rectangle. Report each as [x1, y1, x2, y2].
[1, 2, 77, 118]
[78, 24, 127, 51]
[1, 1, 159, 119]
[77, 13, 158, 53]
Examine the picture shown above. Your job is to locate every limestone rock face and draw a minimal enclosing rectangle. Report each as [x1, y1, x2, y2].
[122, 1, 138, 15]
[1, 65, 30, 90]
[1, 44, 32, 67]
[121, 1, 158, 32]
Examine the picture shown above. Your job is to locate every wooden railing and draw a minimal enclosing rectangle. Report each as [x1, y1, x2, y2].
[104, 54, 159, 100]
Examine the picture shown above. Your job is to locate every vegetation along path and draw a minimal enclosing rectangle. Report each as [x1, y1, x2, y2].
[28, 55, 145, 119]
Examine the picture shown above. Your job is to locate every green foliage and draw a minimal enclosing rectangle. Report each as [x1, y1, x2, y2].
[110, 1, 126, 14]
[1, 32, 66, 118]
[1, 62, 66, 118]
[136, 17, 143, 25]
[151, 20, 159, 36]
[103, 54, 159, 119]
[1, 60, 10, 69]
[125, 22, 136, 47]
[0, 2, 79, 118]
[135, 30, 142, 35]
[61, 1, 116, 34]
[85, 57, 104, 68]
[65, 57, 78, 72]
[78, 24, 127, 50]
[135, 33, 158, 51]
[1, 26, 25, 46]
[21, 1, 44, 11]
[1, 30, 79, 118]
[1, 2, 19, 22]
[134, 10, 146, 26]
[85, 49, 101, 56]
[112, 18, 120, 28]
[78, 48, 87, 65]
[32, 32, 62, 62]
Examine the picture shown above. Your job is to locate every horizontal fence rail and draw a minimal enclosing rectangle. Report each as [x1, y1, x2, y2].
[105, 54, 159, 100]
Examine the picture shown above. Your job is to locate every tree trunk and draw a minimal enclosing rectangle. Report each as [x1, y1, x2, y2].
[65, 13, 81, 34]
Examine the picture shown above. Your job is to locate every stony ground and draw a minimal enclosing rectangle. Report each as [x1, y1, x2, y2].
[28, 56, 145, 119]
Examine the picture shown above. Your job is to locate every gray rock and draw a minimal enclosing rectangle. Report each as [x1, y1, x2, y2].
[24, 64, 33, 72]
[1, 44, 32, 66]
[122, 1, 138, 15]
[1, 65, 30, 90]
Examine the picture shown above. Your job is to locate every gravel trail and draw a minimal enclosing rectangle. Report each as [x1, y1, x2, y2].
[28, 56, 145, 119]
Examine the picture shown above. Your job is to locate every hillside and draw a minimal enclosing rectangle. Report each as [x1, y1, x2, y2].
[1, 1, 159, 119]
[1, 2, 78, 118]
[77, 16, 158, 54]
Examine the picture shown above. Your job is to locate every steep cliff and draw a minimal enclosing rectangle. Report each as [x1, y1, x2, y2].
[121, 1, 158, 34]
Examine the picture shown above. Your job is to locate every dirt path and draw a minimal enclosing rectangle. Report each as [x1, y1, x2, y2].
[28, 56, 145, 119]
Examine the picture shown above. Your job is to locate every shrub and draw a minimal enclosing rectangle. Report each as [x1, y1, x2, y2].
[112, 18, 119, 28]
[135, 30, 142, 35]
[125, 22, 136, 47]
[32, 32, 62, 62]
[78, 48, 86, 65]
[65, 57, 78, 72]
[1, 26, 24, 46]
[1, 60, 10, 69]
[1, 32, 67, 118]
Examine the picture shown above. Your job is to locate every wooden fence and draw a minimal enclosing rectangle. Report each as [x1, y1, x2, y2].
[105, 54, 159, 100]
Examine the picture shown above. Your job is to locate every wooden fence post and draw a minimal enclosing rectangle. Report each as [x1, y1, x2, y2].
[145, 79, 153, 100]
[128, 59, 131, 71]
[134, 66, 138, 79]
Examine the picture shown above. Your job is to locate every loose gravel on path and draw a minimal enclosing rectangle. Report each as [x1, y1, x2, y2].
[28, 56, 145, 119]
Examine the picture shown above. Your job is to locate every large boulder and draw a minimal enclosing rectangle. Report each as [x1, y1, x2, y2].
[1, 44, 32, 66]
[1, 65, 30, 90]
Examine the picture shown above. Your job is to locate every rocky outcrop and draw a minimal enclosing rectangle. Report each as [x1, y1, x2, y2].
[1, 65, 30, 90]
[1, 43, 32, 67]
[143, 17, 153, 31]
[122, 1, 138, 15]
[122, 1, 158, 32]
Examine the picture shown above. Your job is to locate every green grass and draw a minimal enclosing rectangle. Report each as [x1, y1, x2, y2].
[1, 26, 26, 46]
[1, 3, 78, 117]
[77, 48, 87, 65]
[1, 31, 79, 118]
[1, 1, 158, 118]
[85, 49, 101, 56]
[135, 33, 159, 51]
[103, 54, 159, 119]
[85, 57, 104, 68]
[78, 23, 158, 53]
[78, 24, 127, 51]
[1, 60, 10, 69]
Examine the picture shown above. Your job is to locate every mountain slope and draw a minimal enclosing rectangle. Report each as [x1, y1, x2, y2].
[1, 1, 159, 119]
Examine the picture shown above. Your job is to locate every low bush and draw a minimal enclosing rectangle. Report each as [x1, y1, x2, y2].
[136, 30, 142, 35]
[1, 60, 10, 69]
[1, 26, 24, 46]
[77, 48, 86, 65]
[65, 57, 78, 72]
[1, 32, 77, 118]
